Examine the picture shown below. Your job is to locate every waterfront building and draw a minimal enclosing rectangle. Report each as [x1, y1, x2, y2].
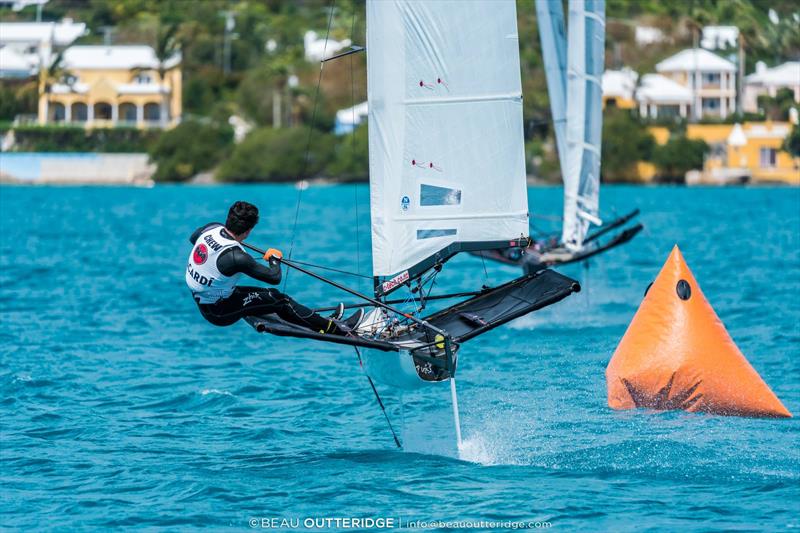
[686, 122, 799, 185]
[652, 48, 737, 120]
[37, 45, 181, 129]
[743, 61, 800, 114]
[635, 73, 693, 119]
[0, 18, 86, 78]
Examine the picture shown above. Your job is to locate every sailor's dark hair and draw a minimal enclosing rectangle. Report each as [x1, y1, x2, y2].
[226, 201, 259, 235]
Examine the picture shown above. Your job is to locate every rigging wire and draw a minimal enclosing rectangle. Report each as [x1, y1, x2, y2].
[283, 0, 337, 292]
[284, 258, 372, 279]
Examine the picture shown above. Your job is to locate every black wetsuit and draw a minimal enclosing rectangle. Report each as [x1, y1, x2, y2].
[189, 223, 334, 331]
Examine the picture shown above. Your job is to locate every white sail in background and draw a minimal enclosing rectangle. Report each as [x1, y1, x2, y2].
[535, 0, 568, 173]
[366, 0, 528, 278]
[562, 0, 605, 249]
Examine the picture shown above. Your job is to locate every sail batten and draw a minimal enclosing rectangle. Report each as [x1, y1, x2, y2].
[367, 0, 529, 282]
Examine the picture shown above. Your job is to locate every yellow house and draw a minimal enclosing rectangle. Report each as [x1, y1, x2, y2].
[686, 122, 799, 185]
[39, 45, 181, 129]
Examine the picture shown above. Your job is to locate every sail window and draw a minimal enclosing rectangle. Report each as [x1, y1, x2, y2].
[420, 184, 461, 206]
[417, 229, 457, 240]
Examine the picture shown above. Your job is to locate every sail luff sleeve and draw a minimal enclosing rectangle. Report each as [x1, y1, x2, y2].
[367, 0, 529, 279]
[535, 0, 568, 173]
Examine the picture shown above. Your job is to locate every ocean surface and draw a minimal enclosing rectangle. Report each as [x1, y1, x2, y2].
[1, 184, 798, 530]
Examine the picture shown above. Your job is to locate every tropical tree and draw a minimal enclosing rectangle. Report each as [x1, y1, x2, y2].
[653, 136, 709, 182]
[782, 122, 800, 158]
[132, 20, 181, 127]
[38, 49, 74, 123]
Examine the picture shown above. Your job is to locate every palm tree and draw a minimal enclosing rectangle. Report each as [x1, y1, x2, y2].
[132, 21, 180, 127]
[39, 49, 74, 124]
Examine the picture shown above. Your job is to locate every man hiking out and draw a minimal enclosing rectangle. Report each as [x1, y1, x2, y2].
[186, 201, 363, 334]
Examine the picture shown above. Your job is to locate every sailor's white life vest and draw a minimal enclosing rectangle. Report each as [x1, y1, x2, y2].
[185, 225, 244, 303]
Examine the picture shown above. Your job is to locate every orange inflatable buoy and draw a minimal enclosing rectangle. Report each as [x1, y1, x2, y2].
[606, 245, 791, 418]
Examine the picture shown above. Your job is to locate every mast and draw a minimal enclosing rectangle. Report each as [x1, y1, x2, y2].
[366, 0, 529, 297]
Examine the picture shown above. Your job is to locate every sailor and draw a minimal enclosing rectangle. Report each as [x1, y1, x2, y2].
[186, 201, 363, 334]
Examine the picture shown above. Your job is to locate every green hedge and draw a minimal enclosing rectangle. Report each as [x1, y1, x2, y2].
[216, 127, 334, 183]
[652, 136, 709, 182]
[149, 120, 234, 182]
[601, 109, 656, 182]
[10, 125, 160, 152]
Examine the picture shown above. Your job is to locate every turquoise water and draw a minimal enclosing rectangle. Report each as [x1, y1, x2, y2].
[1, 185, 798, 530]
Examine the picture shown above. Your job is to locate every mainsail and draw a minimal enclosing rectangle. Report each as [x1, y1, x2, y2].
[563, 0, 605, 249]
[536, 0, 605, 250]
[366, 0, 529, 287]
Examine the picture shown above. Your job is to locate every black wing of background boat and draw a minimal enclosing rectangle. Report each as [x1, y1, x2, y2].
[520, 222, 643, 274]
[245, 269, 579, 349]
[423, 268, 579, 343]
[473, 209, 643, 272]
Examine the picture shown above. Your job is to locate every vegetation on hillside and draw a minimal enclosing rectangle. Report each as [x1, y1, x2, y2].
[1, 0, 797, 183]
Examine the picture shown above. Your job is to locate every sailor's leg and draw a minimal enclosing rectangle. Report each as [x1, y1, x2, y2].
[217, 286, 338, 333]
[259, 288, 343, 333]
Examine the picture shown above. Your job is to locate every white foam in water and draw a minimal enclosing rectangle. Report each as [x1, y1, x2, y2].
[457, 434, 496, 465]
[200, 388, 233, 396]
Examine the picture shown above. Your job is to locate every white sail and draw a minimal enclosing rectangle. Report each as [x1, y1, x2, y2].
[535, 0, 568, 173]
[562, 0, 605, 249]
[366, 0, 529, 279]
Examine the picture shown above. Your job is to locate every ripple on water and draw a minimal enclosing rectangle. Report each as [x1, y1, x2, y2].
[1, 185, 798, 530]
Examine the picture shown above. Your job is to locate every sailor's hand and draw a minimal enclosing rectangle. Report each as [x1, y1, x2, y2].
[263, 248, 283, 262]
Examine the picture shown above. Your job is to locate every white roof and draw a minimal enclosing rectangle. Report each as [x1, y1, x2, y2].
[746, 61, 800, 87]
[50, 82, 88, 94]
[602, 68, 638, 99]
[727, 123, 747, 147]
[116, 83, 167, 94]
[50, 81, 168, 95]
[636, 74, 693, 103]
[0, 45, 35, 75]
[656, 48, 736, 73]
[304, 30, 351, 62]
[62, 45, 180, 70]
[745, 123, 790, 139]
[335, 101, 368, 125]
[0, 19, 86, 46]
[701, 26, 739, 50]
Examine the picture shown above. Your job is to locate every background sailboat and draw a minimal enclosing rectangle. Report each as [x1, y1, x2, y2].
[477, 0, 642, 274]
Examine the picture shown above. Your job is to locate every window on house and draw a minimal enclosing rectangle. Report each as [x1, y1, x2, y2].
[659, 105, 680, 118]
[133, 73, 153, 84]
[759, 147, 777, 168]
[71, 102, 87, 122]
[49, 102, 65, 122]
[119, 103, 137, 122]
[702, 98, 720, 112]
[702, 73, 721, 86]
[143, 103, 161, 122]
[93, 102, 112, 120]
